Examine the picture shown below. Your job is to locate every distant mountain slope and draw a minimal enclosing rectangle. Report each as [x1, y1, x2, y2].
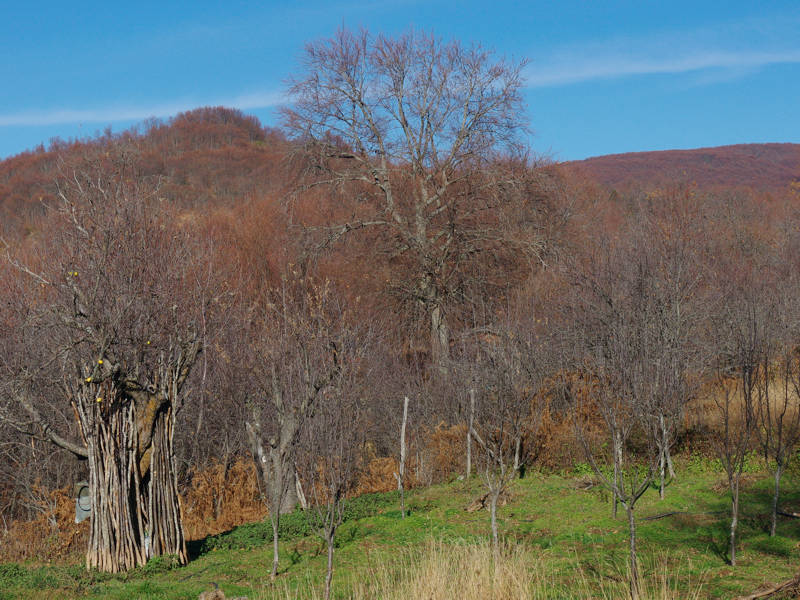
[0, 107, 288, 238]
[562, 143, 800, 193]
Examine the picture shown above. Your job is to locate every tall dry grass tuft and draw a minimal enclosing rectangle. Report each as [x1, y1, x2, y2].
[263, 540, 704, 600]
[182, 459, 266, 540]
[363, 541, 537, 600]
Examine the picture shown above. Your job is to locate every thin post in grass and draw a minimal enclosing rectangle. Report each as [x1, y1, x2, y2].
[396, 395, 409, 519]
[467, 388, 475, 479]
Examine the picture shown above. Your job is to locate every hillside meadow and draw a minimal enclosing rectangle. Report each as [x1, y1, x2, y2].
[1, 455, 799, 599]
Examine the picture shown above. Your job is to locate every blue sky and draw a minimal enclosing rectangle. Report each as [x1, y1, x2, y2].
[1, 1, 798, 161]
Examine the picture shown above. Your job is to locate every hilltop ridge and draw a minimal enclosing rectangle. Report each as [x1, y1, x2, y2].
[561, 142, 800, 193]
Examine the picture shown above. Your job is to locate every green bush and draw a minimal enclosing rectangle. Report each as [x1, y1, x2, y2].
[139, 554, 181, 576]
[26, 567, 60, 590]
[198, 490, 402, 552]
[0, 563, 26, 587]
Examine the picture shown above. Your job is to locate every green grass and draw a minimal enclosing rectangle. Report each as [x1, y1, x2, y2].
[3, 460, 800, 599]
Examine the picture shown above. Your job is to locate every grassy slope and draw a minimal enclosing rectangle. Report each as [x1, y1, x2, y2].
[2, 457, 800, 599]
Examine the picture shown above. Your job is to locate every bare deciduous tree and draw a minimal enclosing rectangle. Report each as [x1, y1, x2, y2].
[631, 198, 706, 500]
[241, 277, 347, 578]
[709, 286, 766, 567]
[756, 344, 800, 538]
[282, 27, 552, 366]
[460, 309, 550, 559]
[569, 236, 684, 600]
[297, 312, 371, 600]
[754, 256, 800, 537]
[2, 147, 211, 571]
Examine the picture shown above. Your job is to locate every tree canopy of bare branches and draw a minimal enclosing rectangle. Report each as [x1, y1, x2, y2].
[283, 27, 557, 366]
[2, 146, 212, 571]
[567, 214, 703, 599]
[239, 275, 355, 578]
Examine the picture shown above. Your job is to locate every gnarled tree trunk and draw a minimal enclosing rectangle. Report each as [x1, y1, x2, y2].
[75, 381, 187, 572]
[81, 388, 147, 572]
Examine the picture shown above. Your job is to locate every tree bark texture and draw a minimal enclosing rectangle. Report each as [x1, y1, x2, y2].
[612, 431, 621, 519]
[430, 302, 450, 367]
[324, 530, 335, 600]
[398, 396, 409, 519]
[658, 414, 672, 499]
[271, 518, 280, 578]
[771, 466, 783, 537]
[490, 488, 500, 561]
[730, 476, 740, 566]
[76, 379, 186, 572]
[466, 388, 475, 479]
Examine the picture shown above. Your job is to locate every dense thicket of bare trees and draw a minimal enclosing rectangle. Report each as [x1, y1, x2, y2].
[2, 29, 800, 600]
[282, 28, 559, 367]
[1, 147, 214, 571]
[237, 277, 351, 578]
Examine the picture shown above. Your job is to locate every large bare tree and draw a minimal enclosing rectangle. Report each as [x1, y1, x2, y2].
[282, 27, 551, 366]
[2, 147, 210, 571]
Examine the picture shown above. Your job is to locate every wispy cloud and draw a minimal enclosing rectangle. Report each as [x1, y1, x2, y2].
[0, 90, 283, 127]
[526, 49, 800, 87]
[526, 15, 800, 88]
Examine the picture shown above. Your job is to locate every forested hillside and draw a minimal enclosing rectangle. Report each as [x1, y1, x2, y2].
[1, 30, 800, 600]
[563, 142, 800, 194]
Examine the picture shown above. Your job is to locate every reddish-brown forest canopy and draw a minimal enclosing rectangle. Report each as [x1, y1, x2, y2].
[1, 90, 800, 597]
[563, 142, 800, 194]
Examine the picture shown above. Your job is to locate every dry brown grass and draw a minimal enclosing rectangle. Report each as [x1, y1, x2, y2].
[264, 540, 704, 600]
[353, 456, 403, 495]
[182, 459, 266, 540]
[0, 484, 87, 564]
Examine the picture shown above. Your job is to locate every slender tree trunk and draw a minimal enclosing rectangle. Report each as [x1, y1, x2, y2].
[658, 415, 671, 499]
[730, 476, 740, 566]
[295, 470, 308, 511]
[430, 302, 450, 367]
[513, 434, 521, 475]
[666, 445, 675, 479]
[627, 503, 640, 600]
[466, 389, 475, 479]
[278, 462, 299, 514]
[612, 431, 621, 519]
[398, 396, 409, 519]
[489, 488, 500, 561]
[271, 515, 280, 578]
[771, 465, 783, 537]
[324, 530, 335, 600]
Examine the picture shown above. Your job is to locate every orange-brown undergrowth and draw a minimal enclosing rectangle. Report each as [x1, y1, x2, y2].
[0, 454, 424, 564]
[181, 459, 266, 540]
[0, 400, 692, 566]
[0, 484, 88, 564]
